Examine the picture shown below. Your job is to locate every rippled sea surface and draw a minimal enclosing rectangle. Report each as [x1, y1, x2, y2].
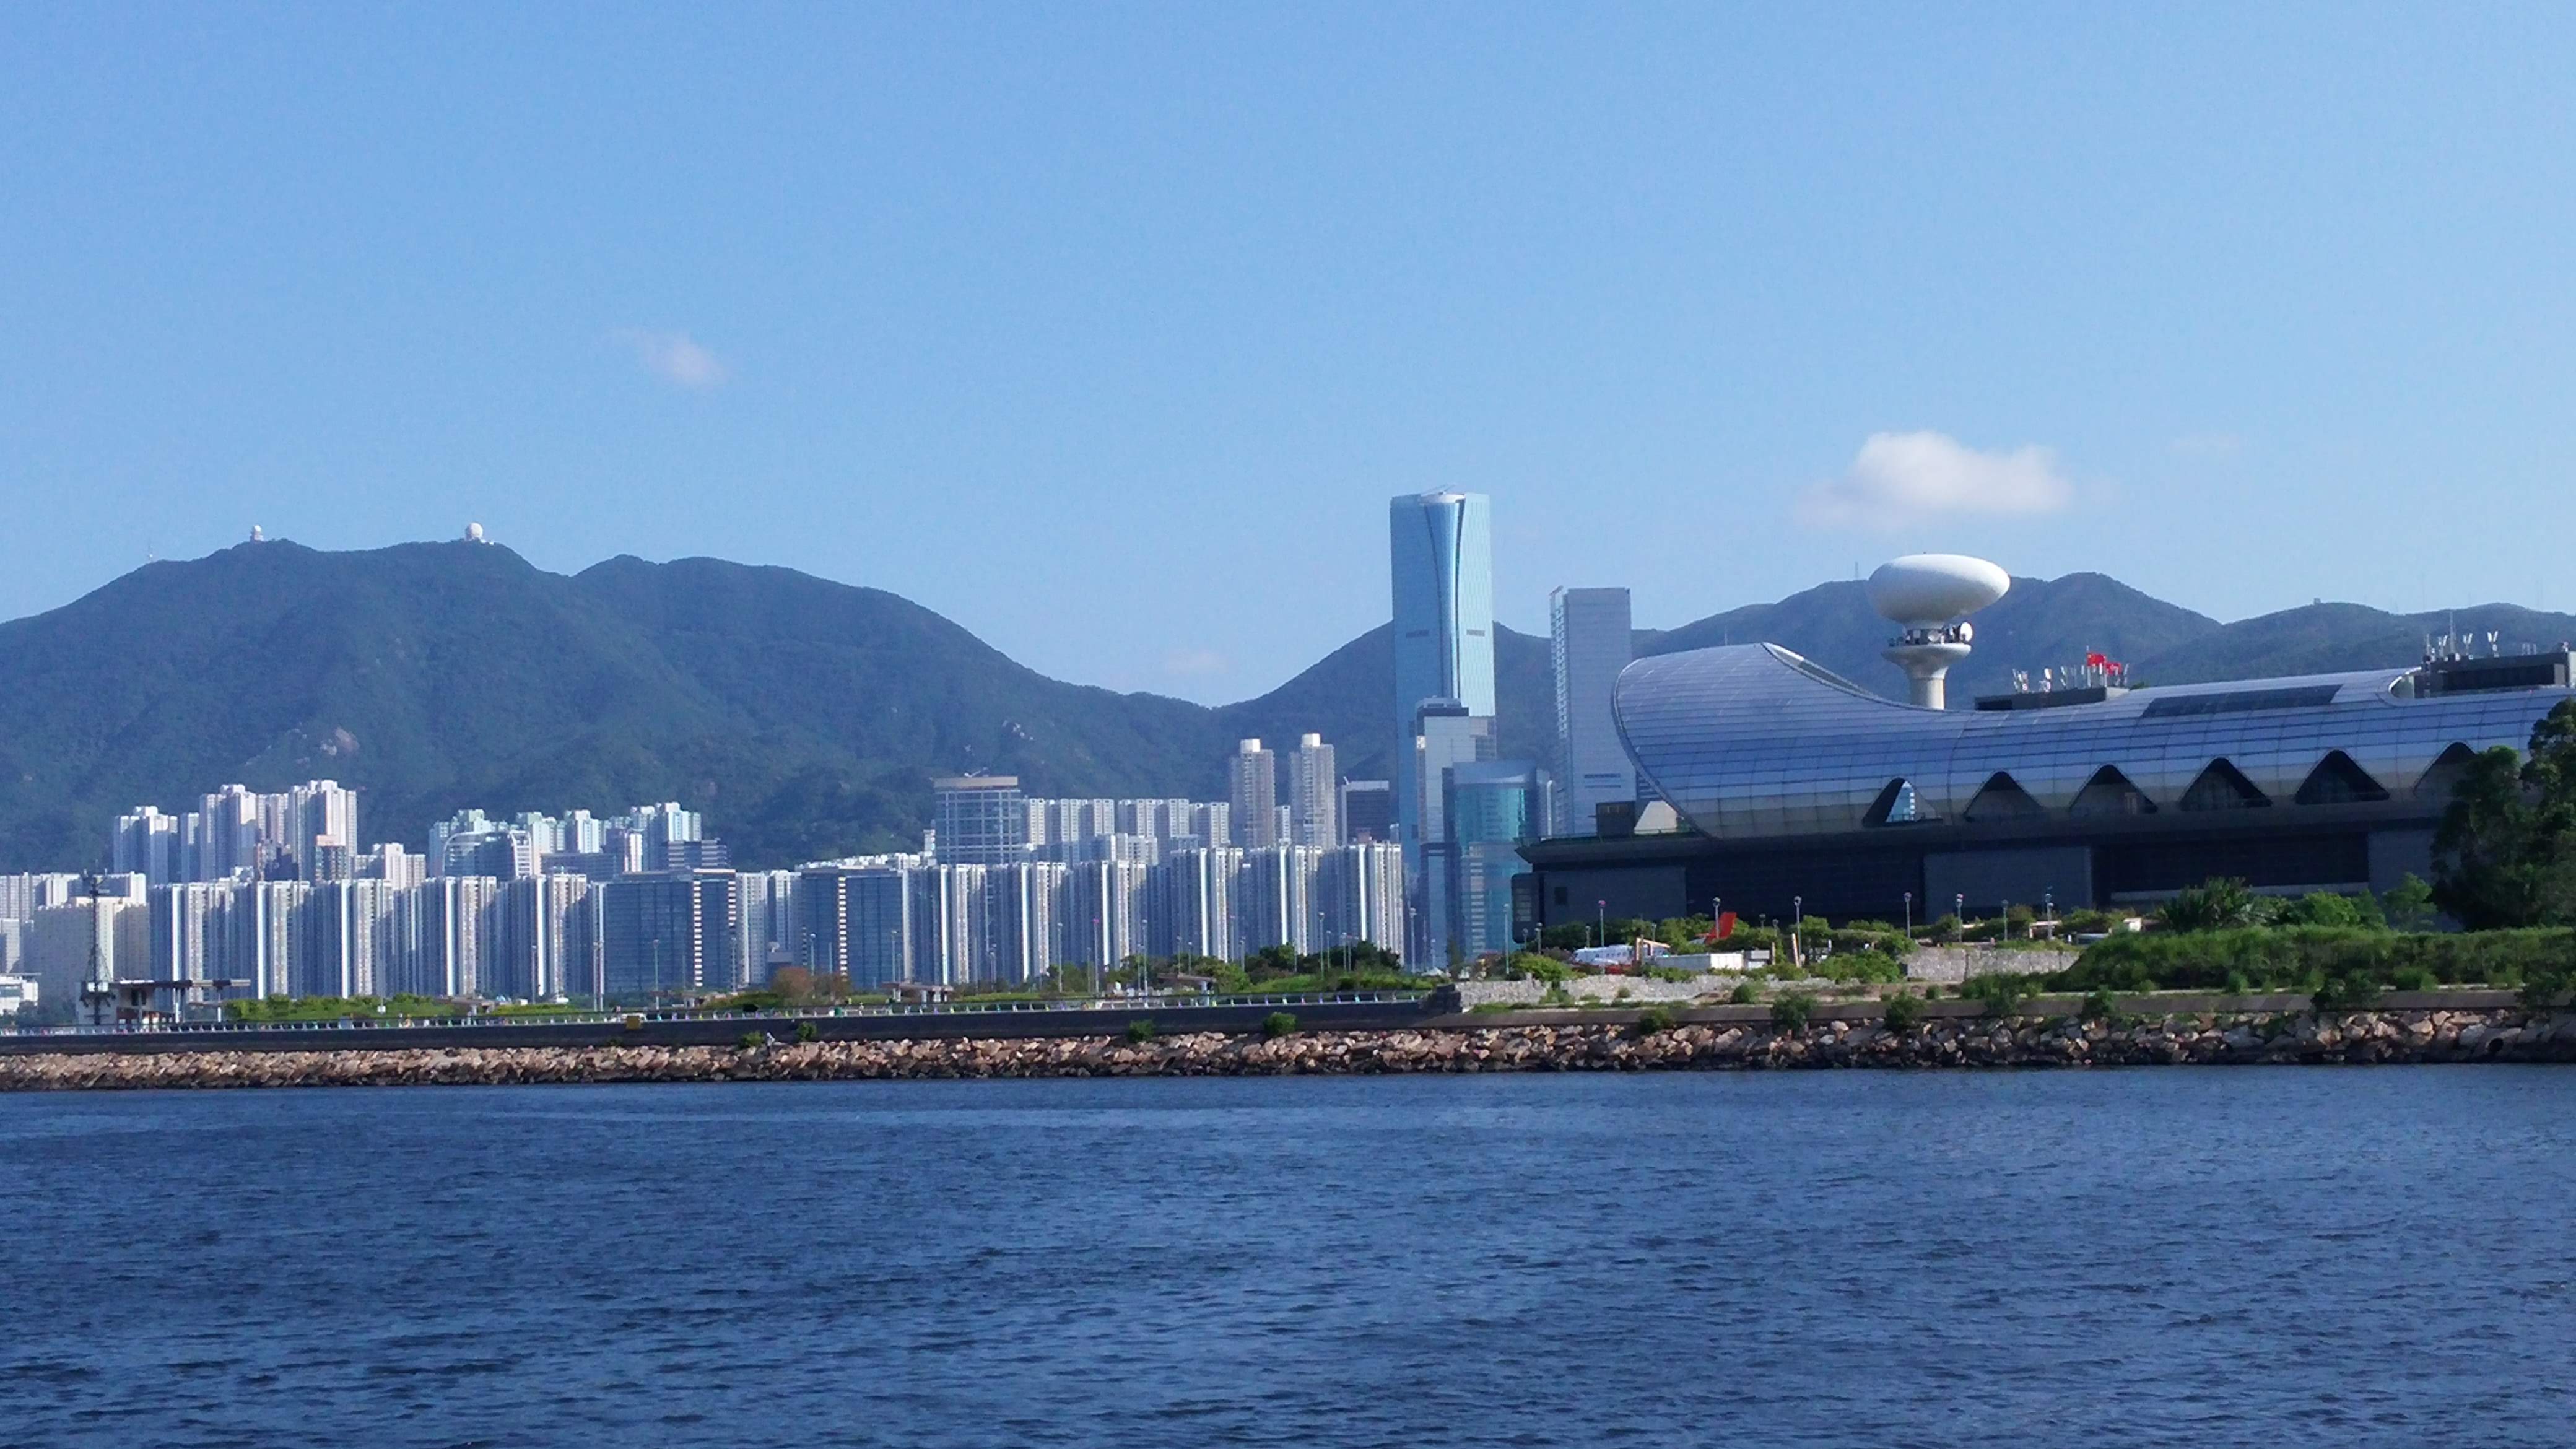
[6, 1069, 2575, 1447]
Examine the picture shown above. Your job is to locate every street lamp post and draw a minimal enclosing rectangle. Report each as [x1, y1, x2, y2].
[1596, 900, 1606, 952]
[1904, 891, 1913, 939]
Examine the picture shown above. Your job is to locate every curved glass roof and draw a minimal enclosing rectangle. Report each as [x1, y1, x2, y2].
[1612, 643, 2573, 841]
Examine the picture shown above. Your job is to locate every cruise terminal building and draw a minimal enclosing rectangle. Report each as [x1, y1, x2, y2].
[1518, 557, 2576, 931]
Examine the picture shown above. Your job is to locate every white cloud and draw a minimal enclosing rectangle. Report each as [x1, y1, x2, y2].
[613, 329, 729, 390]
[1796, 430, 2074, 529]
[1163, 648, 1230, 677]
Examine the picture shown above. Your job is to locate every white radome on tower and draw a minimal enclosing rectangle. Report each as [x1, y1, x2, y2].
[1868, 554, 2009, 710]
[465, 522, 486, 543]
[1866, 554, 2010, 627]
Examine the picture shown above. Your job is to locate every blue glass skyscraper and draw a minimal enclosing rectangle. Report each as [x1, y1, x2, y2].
[1388, 490, 1496, 856]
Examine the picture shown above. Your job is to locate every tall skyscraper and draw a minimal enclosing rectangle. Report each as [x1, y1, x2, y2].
[934, 777, 1031, 864]
[1337, 780, 1393, 844]
[1446, 760, 1547, 960]
[1389, 492, 1496, 850]
[1549, 586, 1637, 837]
[1288, 734, 1338, 846]
[1227, 741, 1279, 849]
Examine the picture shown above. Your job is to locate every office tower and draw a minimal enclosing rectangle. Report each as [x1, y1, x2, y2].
[1550, 586, 1637, 836]
[1411, 701, 1497, 965]
[1287, 734, 1339, 846]
[1338, 780, 1393, 844]
[934, 777, 1030, 865]
[1388, 491, 1495, 848]
[1447, 761, 1546, 960]
[111, 807, 182, 886]
[1227, 741, 1279, 849]
[597, 871, 736, 1000]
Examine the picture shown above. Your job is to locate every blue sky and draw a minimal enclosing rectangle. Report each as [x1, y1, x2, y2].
[4, 4, 2572, 703]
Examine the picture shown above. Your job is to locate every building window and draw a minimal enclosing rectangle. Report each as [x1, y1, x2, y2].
[2069, 765, 2156, 817]
[1863, 778, 1921, 827]
[2414, 742, 2479, 801]
[1963, 772, 2045, 822]
[2180, 759, 2270, 811]
[2294, 751, 2390, 806]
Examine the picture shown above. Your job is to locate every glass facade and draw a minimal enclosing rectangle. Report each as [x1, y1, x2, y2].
[1447, 761, 1541, 961]
[1550, 586, 1635, 836]
[934, 777, 1030, 865]
[1614, 643, 2576, 843]
[1389, 492, 1495, 846]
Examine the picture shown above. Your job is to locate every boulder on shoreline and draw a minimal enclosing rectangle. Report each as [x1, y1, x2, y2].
[6, 1007, 2573, 1092]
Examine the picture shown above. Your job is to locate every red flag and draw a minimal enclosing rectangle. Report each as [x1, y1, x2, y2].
[2086, 651, 2107, 667]
[1715, 911, 1738, 941]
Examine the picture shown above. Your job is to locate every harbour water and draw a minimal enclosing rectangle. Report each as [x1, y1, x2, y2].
[6, 1069, 2574, 1446]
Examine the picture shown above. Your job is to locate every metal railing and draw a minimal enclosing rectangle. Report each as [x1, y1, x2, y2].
[2, 990, 1430, 1039]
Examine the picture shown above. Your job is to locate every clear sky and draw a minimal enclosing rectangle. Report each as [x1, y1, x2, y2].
[5, 4, 2572, 703]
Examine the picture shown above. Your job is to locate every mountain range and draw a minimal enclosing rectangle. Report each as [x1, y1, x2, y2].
[2, 539, 2570, 872]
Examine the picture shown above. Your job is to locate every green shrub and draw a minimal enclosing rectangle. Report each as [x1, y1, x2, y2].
[1770, 993, 1816, 1030]
[2310, 975, 2383, 1012]
[2078, 988, 2123, 1024]
[1926, 914, 1964, 945]
[1635, 1005, 1678, 1035]
[2518, 968, 2570, 1014]
[1814, 950, 1904, 984]
[1261, 1011, 1298, 1039]
[1125, 1019, 1157, 1043]
[1881, 992, 1925, 1031]
[2158, 877, 2266, 933]
[1728, 981, 1758, 1005]
[1962, 973, 2037, 1016]
[794, 1020, 820, 1043]
[2389, 965, 2439, 993]
[2052, 926, 2573, 994]
[1512, 954, 1572, 984]
[736, 1030, 767, 1051]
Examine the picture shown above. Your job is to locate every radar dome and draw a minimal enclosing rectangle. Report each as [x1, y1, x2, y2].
[465, 521, 486, 543]
[1866, 554, 2009, 627]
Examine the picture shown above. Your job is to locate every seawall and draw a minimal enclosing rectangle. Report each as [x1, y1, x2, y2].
[6, 1006, 2573, 1090]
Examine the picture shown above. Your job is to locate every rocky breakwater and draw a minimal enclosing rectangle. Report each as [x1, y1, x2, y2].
[5, 1008, 2574, 1091]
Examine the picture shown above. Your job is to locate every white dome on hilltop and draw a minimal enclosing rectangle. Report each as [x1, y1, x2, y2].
[1866, 555, 2009, 626]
